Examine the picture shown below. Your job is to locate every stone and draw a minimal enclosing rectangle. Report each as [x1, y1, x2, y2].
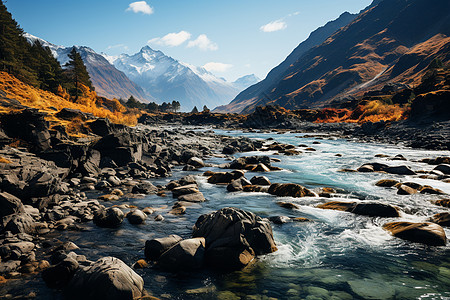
[242, 185, 269, 193]
[227, 180, 243, 192]
[383, 222, 446, 246]
[193, 207, 277, 270]
[177, 192, 206, 203]
[187, 157, 205, 168]
[375, 179, 400, 187]
[420, 186, 446, 195]
[384, 165, 416, 175]
[41, 258, 79, 289]
[132, 182, 157, 194]
[318, 201, 400, 217]
[93, 207, 124, 228]
[64, 257, 144, 300]
[156, 238, 206, 271]
[0, 192, 24, 218]
[268, 183, 315, 198]
[250, 176, 271, 186]
[172, 184, 199, 198]
[207, 171, 243, 184]
[98, 194, 119, 201]
[145, 235, 183, 261]
[429, 213, 450, 227]
[252, 163, 271, 172]
[205, 246, 255, 270]
[3, 213, 35, 234]
[434, 164, 450, 175]
[435, 199, 450, 208]
[127, 210, 147, 225]
[276, 202, 300, 210]
[397, 184, 418, 195]
[169, 205, 186, 215]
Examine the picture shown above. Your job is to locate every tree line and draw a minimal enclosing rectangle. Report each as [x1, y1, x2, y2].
[0, 0, 93, 100]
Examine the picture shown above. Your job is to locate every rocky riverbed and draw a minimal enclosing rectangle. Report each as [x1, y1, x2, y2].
[1, 109, 450, 299]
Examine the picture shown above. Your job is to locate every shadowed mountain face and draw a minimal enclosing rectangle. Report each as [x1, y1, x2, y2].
[221, 0, 450, 113]
[214, 11, 358, 113]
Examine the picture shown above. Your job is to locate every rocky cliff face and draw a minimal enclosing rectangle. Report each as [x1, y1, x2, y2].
[221, 0, 450, 113]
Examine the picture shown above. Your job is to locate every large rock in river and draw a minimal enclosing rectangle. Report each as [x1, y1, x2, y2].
[268, 183, 315, 198]
[383, 222, 446, 246]
[192, 207, 277, 269]
[317, 201, 400, 217]
[65, 257, 144, 300]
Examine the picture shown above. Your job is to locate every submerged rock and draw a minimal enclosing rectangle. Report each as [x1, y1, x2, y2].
[268, 183, 315, 198]
[318, 201, 400, 217]
[93, 207, 124, 228]
[383, 222, 446, 246]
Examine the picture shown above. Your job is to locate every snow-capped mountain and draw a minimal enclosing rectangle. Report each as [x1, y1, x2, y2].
[109, 46, 259, 111]
[233, 74, 261, 91]
[24, 33, 150, 102]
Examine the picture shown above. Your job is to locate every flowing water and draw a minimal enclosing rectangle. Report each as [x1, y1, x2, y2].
[7, 129, 450, 299]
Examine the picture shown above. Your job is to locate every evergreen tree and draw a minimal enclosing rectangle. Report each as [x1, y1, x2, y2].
[147, 102, 159, 112]
[65, 47, 93, 100]
[172, 100, 180, 112]
[126, 95, 146, 109]
[202, 105, 210, 113]
[191, 106, 199, 113]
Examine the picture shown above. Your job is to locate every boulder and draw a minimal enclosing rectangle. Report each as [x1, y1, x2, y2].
[42, 258, 79, 289]
[429, 213, 450, 227]
[227, 180, 243, 192]
[434, 164, 450, 175]
[269, 216, 292, 224]
[384, 166, 416, 175]
[93, 207, 124, 228]
[0, 192, 24, 218]
[192, 207, 277, 270]
[276, 202, 300, 210]
[64, 257, 144, 300]
[268, 183, 315, 198]
[3, 213, 35, 234]
[318, 201, 400, 217]
[126, 210, 147, 225]
[243, 185, 270, 193]
[207, 171, 244, 184]
[187, 157, 205, 168]
[252, 163, 271, 172]
[177, 192, 206, 203]
[375, 179, 400, 187]
[397, 184, 418, 195]
[172, 184, 199, 198]
[383, 222, 446, 246]
[420, 186, 446, 195]
[204, 246, 255, 270]
[156, 238, 206, 271]
[145, 235, 183, 261]
[131, 182, 157, 194]
[250, 176, 271, 186]
[435, 199, 450, 208]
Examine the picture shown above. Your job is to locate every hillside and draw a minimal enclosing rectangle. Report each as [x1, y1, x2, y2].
[224, 0, 450, 113]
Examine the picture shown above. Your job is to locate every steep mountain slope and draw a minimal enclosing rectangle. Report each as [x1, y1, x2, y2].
[214, 11, 358, 113]
[225, 0, 450, 113]
[110, 46, 256, 111]
[24, 34, 151, 102]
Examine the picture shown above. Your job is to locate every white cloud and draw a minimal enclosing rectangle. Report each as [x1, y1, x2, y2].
[187, 34, 218, 51]
[203, 62, 232, 73]
[260, 20, 287, 32]
[126, 1, 153, 15]
[107, 44, 129, 51]
[148, 31, 191, 47]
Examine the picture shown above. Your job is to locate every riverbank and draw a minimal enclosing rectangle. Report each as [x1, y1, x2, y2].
[1, 107, 450, 299]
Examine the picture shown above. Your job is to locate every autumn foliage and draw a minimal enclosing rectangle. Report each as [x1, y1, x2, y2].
[314, 100, 409, 124]
[0, 71, 138, 129]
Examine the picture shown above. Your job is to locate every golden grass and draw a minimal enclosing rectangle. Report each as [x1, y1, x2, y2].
[315, 100, 409, 124]
[0, 72, 139, 128]
[0, 156, 12, 164]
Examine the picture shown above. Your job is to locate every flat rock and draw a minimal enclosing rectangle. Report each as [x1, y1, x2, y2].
[268, 183, 315, 198]
[383, 222, 446, 246]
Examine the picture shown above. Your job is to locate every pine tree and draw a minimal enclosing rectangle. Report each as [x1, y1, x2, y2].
[65, 47, 93, 100]
[202, 105, 210, 113]
[191, 106, 199, 113]
[172, 100, 181, 112]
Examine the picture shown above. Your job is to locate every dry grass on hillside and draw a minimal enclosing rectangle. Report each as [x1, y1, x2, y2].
[0, 72, 139, 131]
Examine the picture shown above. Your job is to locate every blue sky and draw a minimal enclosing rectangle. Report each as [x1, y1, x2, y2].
[6, 0, 372, 81]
